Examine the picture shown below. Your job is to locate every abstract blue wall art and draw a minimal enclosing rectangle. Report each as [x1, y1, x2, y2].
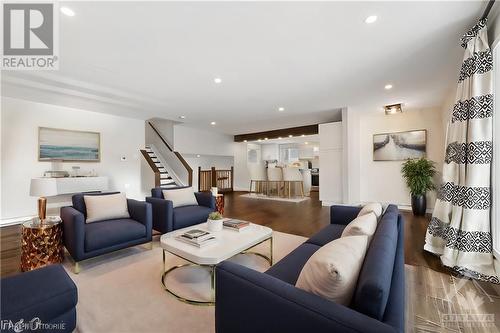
[38, 127, 100, 162]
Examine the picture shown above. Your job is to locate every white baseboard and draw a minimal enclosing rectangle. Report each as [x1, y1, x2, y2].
[0, 215, 36, 227]
[321, 201, 434, 214]
[321, 201, 353, 207]
[397, 205, 434, 214]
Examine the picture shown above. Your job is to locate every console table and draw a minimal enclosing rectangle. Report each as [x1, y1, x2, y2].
[48, 176, 109, 194]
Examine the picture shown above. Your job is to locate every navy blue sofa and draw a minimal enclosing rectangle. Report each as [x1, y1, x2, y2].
[215, 204, 404, 333]
[146, 187, 215, 234]
[1, 264, 77, 333]
[61, 192, 152, 269]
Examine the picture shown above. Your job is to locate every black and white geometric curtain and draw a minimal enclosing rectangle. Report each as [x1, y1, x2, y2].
[424, 19, 499, 284]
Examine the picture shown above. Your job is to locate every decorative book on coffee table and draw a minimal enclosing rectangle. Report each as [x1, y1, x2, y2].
[176, 229, 217, 247]
[223, 219, 250, 232]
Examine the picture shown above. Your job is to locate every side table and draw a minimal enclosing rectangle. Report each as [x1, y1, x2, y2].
[214, 194, 225, 215]
[21, 216, 64, 272]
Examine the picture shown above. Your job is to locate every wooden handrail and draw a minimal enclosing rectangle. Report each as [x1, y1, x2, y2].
[148, 122, 174, 152]
[174, 152, 193, 187]
[148, 122, 193, 187]
[140, 150, 161, 187]
[198, 166, 234, 193]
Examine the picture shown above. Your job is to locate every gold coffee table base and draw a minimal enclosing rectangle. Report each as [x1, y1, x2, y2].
[161, 237, 272, 306]
[161, 262, 216, 306]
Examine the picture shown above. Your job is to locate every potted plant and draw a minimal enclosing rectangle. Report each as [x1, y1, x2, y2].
[207, 212, 224, 231]
[401, 157, 436, 216]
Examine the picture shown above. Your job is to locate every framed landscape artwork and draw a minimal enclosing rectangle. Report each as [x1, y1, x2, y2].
[373, 129, 426, 161]
[38, 127, 100, 162]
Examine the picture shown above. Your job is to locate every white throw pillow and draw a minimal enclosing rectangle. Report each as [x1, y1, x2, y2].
[341, 212, 377, 241]
[84, 193, 130, 223]
[358, 202, 382, 219]
[162, 187, 198, 208]
[296, 235, 369, 305]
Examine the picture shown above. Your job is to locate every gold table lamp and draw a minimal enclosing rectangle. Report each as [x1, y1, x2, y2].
[30, 178, 58, 222]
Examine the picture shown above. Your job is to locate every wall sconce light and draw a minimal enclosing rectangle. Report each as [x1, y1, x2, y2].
[384, 103, 403, 115]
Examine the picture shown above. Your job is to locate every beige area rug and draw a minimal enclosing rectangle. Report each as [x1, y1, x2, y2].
[62, 231, 306, 333]
[240, 193, 310, 203]
[62, 231, 500, 333]
[405, 265, 500, 332]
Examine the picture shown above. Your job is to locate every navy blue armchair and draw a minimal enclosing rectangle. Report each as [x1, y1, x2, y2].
[146, 187, 215, 234]
[61, 192, 152, 273]
[1, 264, 77, 333]
[215, 205, 404, 333]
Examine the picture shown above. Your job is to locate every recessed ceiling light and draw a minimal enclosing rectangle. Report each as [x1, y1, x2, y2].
[60, 7, 75, 16]
[278, 137, 282, 140]
[305, 142, 309, 145]
[365, 15, 377, 24]
[264, 138, 268, 140]
[384, 84, 393, 90]
[289, 135, 293, 138]
[258, 139, 262, 142]
[210, 121, 216, 125]
[301, 134, 305, 137]
[278, 107, 285, 112]
[196, 154, 201, 158]
[243, 140, 247, 143]
[179, 115, 186, 119]
[214, 77, 222, 84]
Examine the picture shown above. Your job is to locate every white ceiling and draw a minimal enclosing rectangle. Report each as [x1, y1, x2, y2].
[1, 1, 485, 134]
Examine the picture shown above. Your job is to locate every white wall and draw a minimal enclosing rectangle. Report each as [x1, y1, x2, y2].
[173, 125, 234, 156]
[357, 107, 444, 210]
[147, 118, 175, 147]
[1, 97, 146, 222]
[342, 108, 360, 204]
[233, 143, 250, 191]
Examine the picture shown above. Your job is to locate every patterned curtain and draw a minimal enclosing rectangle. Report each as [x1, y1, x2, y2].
[424, 19, 498, 284]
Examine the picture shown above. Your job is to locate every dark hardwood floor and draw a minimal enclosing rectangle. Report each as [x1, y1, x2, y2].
[0, 191, 446, 277]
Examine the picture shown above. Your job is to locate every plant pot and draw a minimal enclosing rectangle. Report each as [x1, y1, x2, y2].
[207, 219, 223, 232]
[411, 195, 426, 216]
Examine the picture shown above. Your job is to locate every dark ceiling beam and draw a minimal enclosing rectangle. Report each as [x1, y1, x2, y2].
[234, 124, 319, 142]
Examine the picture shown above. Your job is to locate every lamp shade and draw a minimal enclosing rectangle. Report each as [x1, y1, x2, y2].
[30, 178, 58, 197]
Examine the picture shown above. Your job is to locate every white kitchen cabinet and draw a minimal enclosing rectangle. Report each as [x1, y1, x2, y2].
[319, 121, 343, 205]
[298, 146, 314, 159]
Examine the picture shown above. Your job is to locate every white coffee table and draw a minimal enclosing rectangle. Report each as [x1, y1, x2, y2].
[160, 222, 273, 306]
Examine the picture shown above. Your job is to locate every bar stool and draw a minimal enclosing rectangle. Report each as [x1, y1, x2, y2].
[267, 167, 283, 197]
[283, 167, 304, 198]
[249, 163, 267, 194]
